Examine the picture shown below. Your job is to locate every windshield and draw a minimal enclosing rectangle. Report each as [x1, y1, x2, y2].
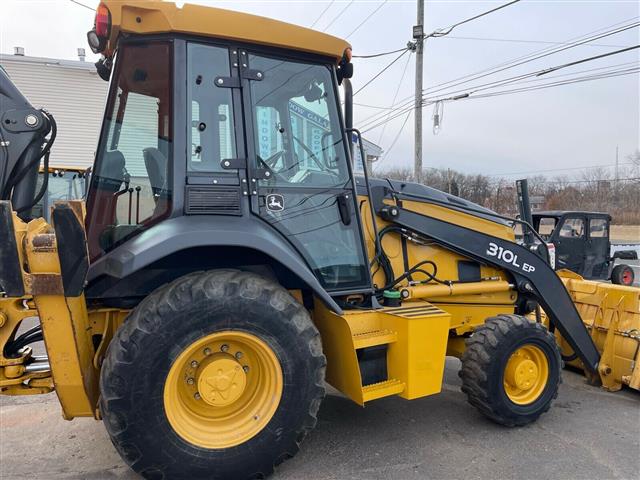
[248, 54, 350, 188]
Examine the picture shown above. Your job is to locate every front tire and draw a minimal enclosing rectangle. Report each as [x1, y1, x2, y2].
[100, 270, 325, 479]
[460, 314, 561, 427]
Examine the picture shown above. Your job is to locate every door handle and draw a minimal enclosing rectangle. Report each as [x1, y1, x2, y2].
[337, 193, 352, 226]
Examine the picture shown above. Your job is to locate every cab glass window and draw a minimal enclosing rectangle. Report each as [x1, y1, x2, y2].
[537, 217, 556, 239]
[589, 218, 608, 238]
[187, 44, 237, 172]
[248, 55, 350, 188]
[559, 217, 584, 238]
[86, 42, 172, 260]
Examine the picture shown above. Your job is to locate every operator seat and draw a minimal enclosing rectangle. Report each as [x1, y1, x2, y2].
[143, 147, 167, 202]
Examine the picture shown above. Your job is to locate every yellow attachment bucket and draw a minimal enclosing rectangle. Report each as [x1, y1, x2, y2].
[557, 271, 640, 392]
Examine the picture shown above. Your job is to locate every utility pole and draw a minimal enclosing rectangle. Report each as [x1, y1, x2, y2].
[413, 0, 424, 183]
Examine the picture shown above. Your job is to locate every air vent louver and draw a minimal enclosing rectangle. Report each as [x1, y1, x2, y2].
[185, 186, 241, 215]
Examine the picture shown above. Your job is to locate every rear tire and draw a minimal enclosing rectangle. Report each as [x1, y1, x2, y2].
[460, 314, 561, 427]
[611, 264, 634, 286]
[100, 270, 325, 479]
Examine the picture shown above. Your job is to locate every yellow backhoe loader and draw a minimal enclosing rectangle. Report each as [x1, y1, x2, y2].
[0, 1, 638, 478]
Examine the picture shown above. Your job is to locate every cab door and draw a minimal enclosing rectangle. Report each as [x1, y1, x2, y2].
[554, 215, 587, 274]
[240, 50, 370, 293]
[584, 216, 610, 279]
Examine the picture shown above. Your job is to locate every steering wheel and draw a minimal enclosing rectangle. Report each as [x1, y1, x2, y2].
[257, 150, 289, 183]
[292, 135, 330, 172]
[261, 150, 286, 170]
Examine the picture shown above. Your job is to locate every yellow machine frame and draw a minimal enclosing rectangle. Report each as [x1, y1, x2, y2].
[1, 1, 639, 425]
[101, 0, 350, 61]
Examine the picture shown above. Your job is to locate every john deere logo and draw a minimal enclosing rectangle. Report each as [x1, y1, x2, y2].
[266, 194, 284, 212]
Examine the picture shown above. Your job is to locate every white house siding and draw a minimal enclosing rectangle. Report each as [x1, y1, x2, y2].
[0, 54, 109, 170]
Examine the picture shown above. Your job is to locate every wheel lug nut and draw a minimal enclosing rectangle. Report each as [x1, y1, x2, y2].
[194, 392, 201, 400]
[235, 352, 243, 360]
[204, 348, 211, 356]
[243, 365, 250, 373]
[187, 377, 195, 385]
[221, 344, 229, 352]
[191, 360, 199, 368]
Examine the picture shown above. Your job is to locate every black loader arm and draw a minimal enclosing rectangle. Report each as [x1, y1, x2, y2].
[0, 66, 53, 220]
[383, 204, 600, 374]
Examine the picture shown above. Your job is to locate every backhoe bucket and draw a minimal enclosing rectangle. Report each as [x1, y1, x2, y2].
[556, 271, 640, 392]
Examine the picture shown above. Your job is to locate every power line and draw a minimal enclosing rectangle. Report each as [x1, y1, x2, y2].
[360, 61, 637, 131]
[457, 67, 639, 102]
[69, 0, 94, 11]
[442, 35, 629, 49]
[356, 20, 640, 128]
[423, 46, 640, 102]
[310, 1, 335, 28]
[346, 1, 388, 39]
[489, 162, 635, 177]
[353, 102, 395, 110]
[322, 0, 354, 32]
[361, 99, 428, 133]
[375, 111, 413, 172]
[422, 21, 640, 97]
[360, 66, 639, 133]
[426, 0, 521, 38]
[519, 177, 640, 186]
[537, 44, 640, 76]
[353, 48, 410, 96]
[353, 47, 409, 59]
[377, 52, 413, 145]
[469, 64, 640, 96]
[360, 17, 640, 120]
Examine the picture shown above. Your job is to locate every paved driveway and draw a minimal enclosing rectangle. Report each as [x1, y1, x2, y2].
[1, 359, 638, 479]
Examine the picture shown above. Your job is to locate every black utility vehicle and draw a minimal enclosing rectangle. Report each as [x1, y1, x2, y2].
[532, 211, 637, 286]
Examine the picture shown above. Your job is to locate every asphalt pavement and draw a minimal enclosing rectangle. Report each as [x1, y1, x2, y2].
[1, 358, 638, 480]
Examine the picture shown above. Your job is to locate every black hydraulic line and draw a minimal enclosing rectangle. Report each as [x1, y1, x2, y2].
[4, 325, 44, 357]
[15, 116, 56, 216]
[3, 111, 56, 201]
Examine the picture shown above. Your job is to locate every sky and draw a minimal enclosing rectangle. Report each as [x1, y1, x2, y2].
[1, 0, 638, 181]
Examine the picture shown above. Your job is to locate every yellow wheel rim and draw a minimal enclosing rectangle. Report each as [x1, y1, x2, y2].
[164, 331, 283, 449]
[503, 344, 549, 405]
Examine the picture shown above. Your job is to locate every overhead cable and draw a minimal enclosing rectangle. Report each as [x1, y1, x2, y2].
[310, 1, 335, 28]
[346, 1, 388, 39]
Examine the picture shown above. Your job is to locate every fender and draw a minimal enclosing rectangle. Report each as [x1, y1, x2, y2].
[86, 215, 342, 313]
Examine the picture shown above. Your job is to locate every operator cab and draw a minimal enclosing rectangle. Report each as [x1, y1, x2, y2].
[84, 2, 369, 302]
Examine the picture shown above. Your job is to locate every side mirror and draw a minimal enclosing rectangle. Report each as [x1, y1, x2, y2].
[337, 62, 353, 84]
